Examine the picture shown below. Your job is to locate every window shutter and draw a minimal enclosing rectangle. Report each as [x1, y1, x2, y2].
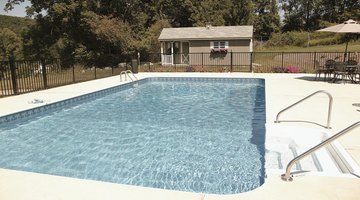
[210, 41, 214, 48]
[225, 41, 229, 48]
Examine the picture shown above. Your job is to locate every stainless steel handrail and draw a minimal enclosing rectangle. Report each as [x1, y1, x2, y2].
[120, 70, 138, 82]
[275, 90, 333, 129]
[281, 121, 360, 181]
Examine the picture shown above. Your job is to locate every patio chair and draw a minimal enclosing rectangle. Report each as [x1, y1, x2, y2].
[332, 62, 351, 83]
[346, 60, 360, 83]
[315, 59, 335, 81]
[332, 62, 346, 83]
[314, 60, 327, 81]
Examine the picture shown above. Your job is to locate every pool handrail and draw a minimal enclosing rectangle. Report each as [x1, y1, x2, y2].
[275, 90, 333, 129]
[281, 121, 360, 181]
[120, 70, 138, 82]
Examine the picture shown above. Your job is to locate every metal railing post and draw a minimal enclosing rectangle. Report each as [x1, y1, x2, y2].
[201, 52, 204, 68]
[72, 64, 75, 83]
[9, 59, 18, 95]
[230, 51, 233, 72]
[275, 90, 333, 129]
[41, 59, 48, 89]
[94, 66, 97, 79]
[250, 52, 253, 72]
[313, 51, 317, 70]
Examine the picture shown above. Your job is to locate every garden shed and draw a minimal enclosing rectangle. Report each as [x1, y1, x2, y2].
[158, 25, 254, 67]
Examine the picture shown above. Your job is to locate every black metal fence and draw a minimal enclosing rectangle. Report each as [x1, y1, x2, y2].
[1, 52, 358, 97]
[139, 52, 359, 73]
[0, 59, 132, 97]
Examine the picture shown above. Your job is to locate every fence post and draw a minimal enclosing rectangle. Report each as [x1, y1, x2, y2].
[9, 59, 18, 95]
[41, 59, 48, 89]
[230, 51, 233, 72]
[250, 52, 253, 72]
[201, 52, 204, 68]
[72, 64, 75, 83]
[94, 66, 97, 79]
[313, 52, 317, 70]
[281, 52, 284, 68]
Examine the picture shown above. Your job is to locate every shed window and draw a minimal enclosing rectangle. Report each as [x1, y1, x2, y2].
[210, 41, 229, 53]
[210, 41, 229, 49]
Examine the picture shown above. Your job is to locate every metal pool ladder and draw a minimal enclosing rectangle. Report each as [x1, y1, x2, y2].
[281, 121, 360, 181]
[275, 90, 333, 129]
[120, 70, 138, 82]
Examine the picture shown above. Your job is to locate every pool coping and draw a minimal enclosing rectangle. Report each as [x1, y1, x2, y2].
[1, 73, 360, 200]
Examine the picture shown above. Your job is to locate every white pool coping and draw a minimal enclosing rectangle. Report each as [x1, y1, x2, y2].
[1, 73, 360, 200]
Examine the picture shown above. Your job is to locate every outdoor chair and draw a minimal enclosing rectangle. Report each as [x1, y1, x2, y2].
[314, 60, 327, 81]
[346, 60, 360, 83]
[315, 59, 335, 81]
[331, 61, 358, 83]
[332, 62, 346, 82]
[352, 66, 360, 83]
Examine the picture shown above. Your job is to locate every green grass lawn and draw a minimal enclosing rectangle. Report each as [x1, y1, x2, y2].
[256, 41, 360, 52]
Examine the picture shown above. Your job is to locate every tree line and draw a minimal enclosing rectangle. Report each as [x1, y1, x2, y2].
[1, 0, 359, 67]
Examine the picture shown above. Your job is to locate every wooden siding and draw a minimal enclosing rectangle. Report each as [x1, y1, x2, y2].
[189, 40, 251, 66]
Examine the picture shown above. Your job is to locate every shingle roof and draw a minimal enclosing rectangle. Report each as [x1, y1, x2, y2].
[158, 26, 253, 41]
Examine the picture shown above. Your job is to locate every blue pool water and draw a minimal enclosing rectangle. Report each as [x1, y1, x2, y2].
[0, 77, 266, 194]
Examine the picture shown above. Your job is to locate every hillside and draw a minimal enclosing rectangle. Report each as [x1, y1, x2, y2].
[0, 14, 34, 35]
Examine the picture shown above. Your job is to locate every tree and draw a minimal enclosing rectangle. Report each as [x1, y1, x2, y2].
[0, 28, 21, 79]
[185, 0, 232, 26]
[0, 28, 21, 61]
[140, 19, 171, 62]
[79, 11, 136, 66]
[253, 0, 280, 38]
[5, 0, 138, 65]
[320, 0, 360, 23]
[281, 0, 360, 32]
[225, 0, 254, 26]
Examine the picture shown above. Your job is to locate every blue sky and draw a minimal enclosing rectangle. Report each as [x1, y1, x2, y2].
[0, 0, 30, 17]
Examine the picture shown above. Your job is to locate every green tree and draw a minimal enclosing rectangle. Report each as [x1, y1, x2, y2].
[185, 0, 232, 26]
[6, 0, 137, 65]
[281, 0, 360, 31]
[320, 0, 360, 23]
[79, 11, 136, 66]
[140, 19, 171, 62]
[225, 0, 254, 26]
[0, 28, 21, 61]
[0, 15, 34, 36]
[282, 0, 322, 31]
[0, 28, 21, 79]
[254, 0, 280, 38]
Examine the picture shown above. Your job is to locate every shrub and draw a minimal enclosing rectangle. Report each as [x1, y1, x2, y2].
[272, 67, 287, 73]
[266, 32, 308, 47]
[186, 66, 195, 72]
[286, 66, 300, 73]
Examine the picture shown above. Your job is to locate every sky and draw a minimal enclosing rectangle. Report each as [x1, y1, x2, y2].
[0, 0, 30, 17]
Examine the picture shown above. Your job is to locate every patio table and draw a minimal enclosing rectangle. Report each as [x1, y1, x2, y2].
[331, 62, 359, 83]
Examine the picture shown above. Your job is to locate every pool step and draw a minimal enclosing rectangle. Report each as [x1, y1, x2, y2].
[265, 123, 342, 174]
[265, 136, 339, 173]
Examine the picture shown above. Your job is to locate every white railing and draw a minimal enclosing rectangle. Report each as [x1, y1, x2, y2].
[161, 55, 173, 65]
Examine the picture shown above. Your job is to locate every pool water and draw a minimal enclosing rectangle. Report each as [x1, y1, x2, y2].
[0, 78, 266, 194]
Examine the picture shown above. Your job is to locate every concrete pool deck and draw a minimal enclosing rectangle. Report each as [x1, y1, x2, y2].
[0, 73, 359, 200]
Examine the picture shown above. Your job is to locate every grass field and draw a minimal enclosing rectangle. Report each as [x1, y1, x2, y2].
[256, 41, 360, 52]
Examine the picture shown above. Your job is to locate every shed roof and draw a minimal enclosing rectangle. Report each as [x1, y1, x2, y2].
[158, 25, 253, 41]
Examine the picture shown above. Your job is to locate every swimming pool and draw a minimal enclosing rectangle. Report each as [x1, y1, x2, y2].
[0, 77, 266, 194]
